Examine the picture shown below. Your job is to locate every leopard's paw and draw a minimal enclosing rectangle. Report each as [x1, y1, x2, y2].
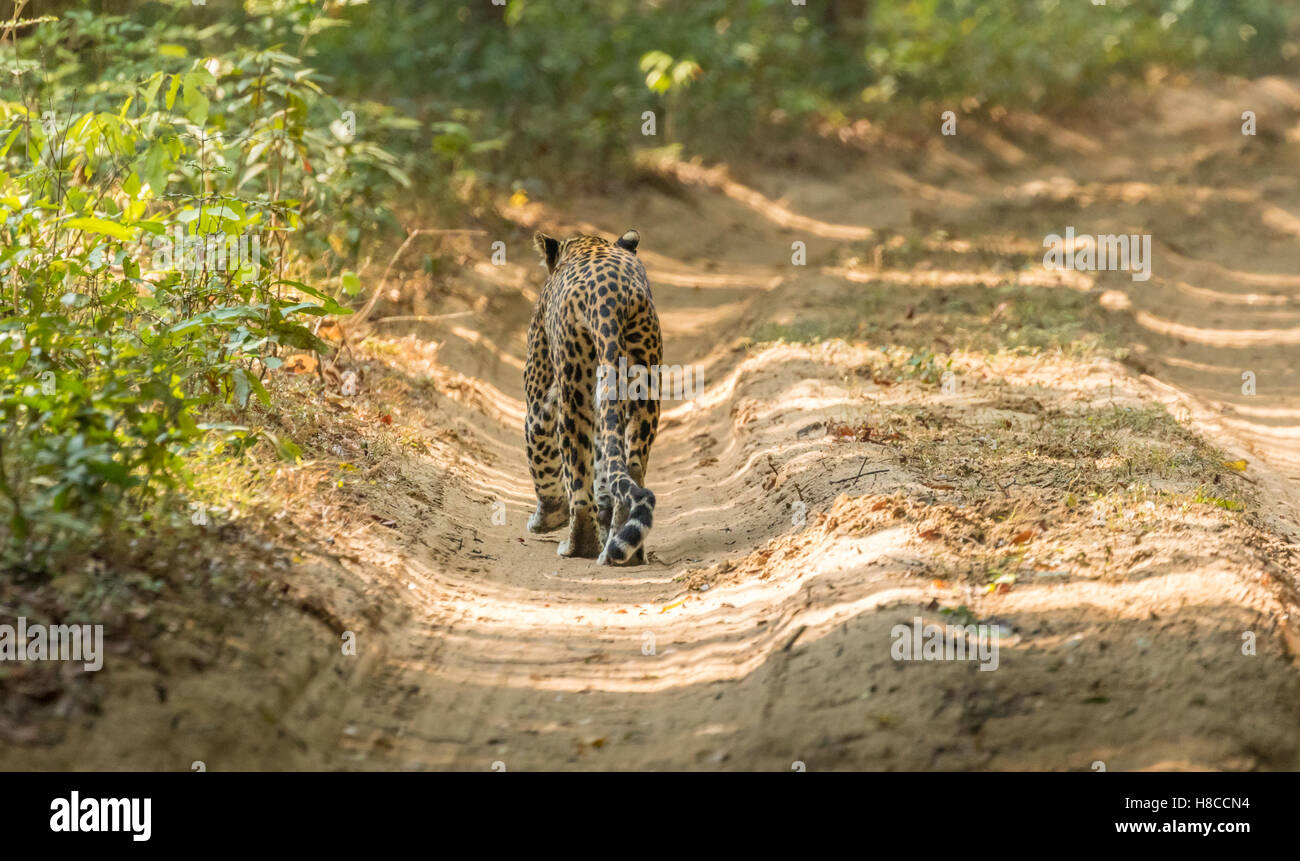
[528, 499, 568, 533]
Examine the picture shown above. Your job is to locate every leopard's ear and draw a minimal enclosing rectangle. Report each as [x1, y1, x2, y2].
[615, 228, 640, 254]
[533, 231, 561, 272]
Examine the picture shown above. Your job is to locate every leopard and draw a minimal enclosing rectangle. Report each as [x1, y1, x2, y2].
[524, 228, 662, 566]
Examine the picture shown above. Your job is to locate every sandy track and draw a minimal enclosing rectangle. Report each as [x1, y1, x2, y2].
[9, 79, 1300, 771]
[277, 79, 1300, 769]
[773, 76, 1300, 530]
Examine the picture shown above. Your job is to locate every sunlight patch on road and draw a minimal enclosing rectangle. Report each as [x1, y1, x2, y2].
[1133, 310, 1300, 347]
[645, 154, 876, 240]
[388, 527, 922, 694]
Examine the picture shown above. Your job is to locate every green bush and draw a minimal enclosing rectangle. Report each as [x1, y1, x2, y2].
[0, 0, 406, 566]
[866, 0, 1293, 106]
[310, 0, 1296, 186]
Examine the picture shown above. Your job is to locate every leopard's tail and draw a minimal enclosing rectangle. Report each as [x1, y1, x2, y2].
[594, 334, 654, 566]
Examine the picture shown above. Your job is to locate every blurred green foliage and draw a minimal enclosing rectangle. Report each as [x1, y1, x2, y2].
[865, 0, 1293, 105]
[0, 0, 393, 564]
[311, 0, 1296, 187]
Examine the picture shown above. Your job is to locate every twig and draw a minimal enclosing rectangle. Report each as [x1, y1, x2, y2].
[829, 468, 888, 485]
[371, 311, 474, 326]
[347, 228, 488, 329]
[829, 455, 889, 486]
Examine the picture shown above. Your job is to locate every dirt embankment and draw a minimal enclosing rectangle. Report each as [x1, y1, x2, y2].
[6, 77, 1300, 771]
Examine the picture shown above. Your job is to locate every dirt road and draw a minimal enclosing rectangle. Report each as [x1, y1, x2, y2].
[11, 77, 1300, 771]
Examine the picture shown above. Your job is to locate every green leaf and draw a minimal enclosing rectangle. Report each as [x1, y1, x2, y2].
[276, 278, 352, 314]
[232, 367, 252, 407]
[64, 217, 137, 242]
[273, 434, 302, 463]
[0, 126, 21, 158]
[183, 82, 210, 125]
[261, 430, 302, 463]
[141, 72, 164, 111]
[270, 320, 332, 354]
[165, 73, 181, 111]
[340, 271, 362, 297]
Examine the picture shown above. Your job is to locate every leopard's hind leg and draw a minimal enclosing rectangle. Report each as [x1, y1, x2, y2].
[555, 334, 601, 558]
[594, 441, 612, 548]
[620, 324, 661, 564]
[525, 332, 567, 533]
